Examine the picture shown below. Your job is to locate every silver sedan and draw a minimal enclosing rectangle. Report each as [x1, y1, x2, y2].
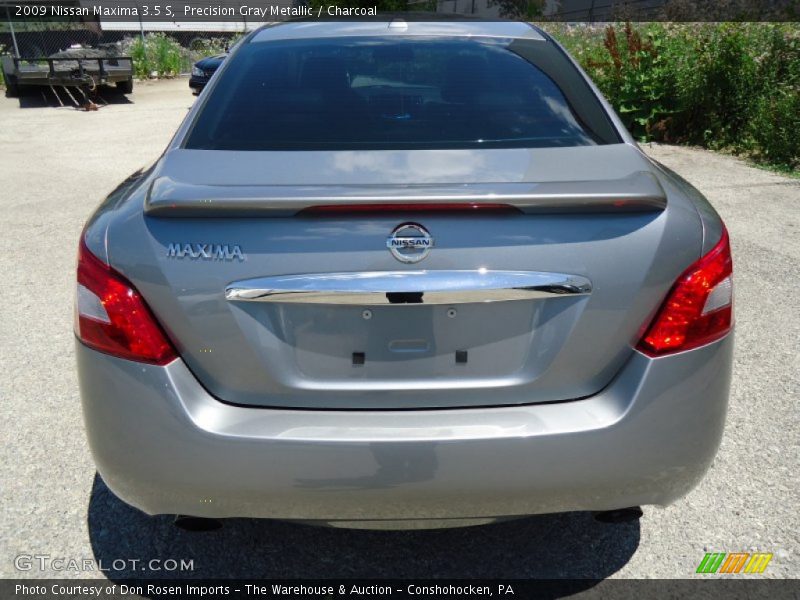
[76, 20, 733, 530]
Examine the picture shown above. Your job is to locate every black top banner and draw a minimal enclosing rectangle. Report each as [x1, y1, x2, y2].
[0, 0, 798, 22]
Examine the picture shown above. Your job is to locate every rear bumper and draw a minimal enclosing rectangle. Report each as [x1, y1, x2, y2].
[77, 335, 732, 522]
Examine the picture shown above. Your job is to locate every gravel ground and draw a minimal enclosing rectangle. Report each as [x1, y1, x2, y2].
[0, 79, 797, 581]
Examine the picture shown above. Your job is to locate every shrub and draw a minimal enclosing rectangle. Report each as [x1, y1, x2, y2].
[125, 33, 241, 80]
[750, 88, 800, 168]
[125, 33, 187, 79]
[186, 36, 237, 64]
[544, 22, 800, 170]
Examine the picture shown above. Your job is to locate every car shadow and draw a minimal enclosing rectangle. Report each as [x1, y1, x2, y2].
[13, 86, 133, 109]
[88, 474, 639, 587]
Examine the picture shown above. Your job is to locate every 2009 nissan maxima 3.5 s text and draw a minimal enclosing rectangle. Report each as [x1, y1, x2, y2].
[76, 20, 733, 529]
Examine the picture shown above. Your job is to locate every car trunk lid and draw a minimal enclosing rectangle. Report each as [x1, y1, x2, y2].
[106, 143, 701, 409]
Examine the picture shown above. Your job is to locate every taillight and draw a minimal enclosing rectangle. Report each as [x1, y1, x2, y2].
[637, 226, 733, 357]
[75, 238, 177, 365]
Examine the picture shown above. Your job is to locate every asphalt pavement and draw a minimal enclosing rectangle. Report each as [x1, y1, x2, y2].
[0, 79, 797, 581]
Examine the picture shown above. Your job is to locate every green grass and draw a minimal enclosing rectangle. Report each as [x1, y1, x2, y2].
[755, 161, 800, 179]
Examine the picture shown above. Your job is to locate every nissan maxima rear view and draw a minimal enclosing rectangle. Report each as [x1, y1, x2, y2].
[76, 20, 733, 530]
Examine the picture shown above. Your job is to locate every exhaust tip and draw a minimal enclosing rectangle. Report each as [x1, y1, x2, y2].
[173, 515, 223, 532]
[593, 507, 643, 524]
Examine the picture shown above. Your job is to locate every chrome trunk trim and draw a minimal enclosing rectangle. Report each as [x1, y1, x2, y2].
[225, 270, 592, 305]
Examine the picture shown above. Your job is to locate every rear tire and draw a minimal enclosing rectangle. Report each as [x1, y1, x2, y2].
[116, 78, 133, 94]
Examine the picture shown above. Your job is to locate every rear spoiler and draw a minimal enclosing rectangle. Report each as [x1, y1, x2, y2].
[144, 171, 666, 217]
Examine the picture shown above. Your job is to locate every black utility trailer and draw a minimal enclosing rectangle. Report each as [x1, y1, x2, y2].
[1, 1, 132, 107]
[2, 51, 134, 102]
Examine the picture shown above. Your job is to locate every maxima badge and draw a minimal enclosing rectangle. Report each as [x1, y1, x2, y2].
[386, 223, 434, 264]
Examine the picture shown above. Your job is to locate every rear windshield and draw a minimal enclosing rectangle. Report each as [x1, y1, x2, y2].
[185, 36, 619, 151]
